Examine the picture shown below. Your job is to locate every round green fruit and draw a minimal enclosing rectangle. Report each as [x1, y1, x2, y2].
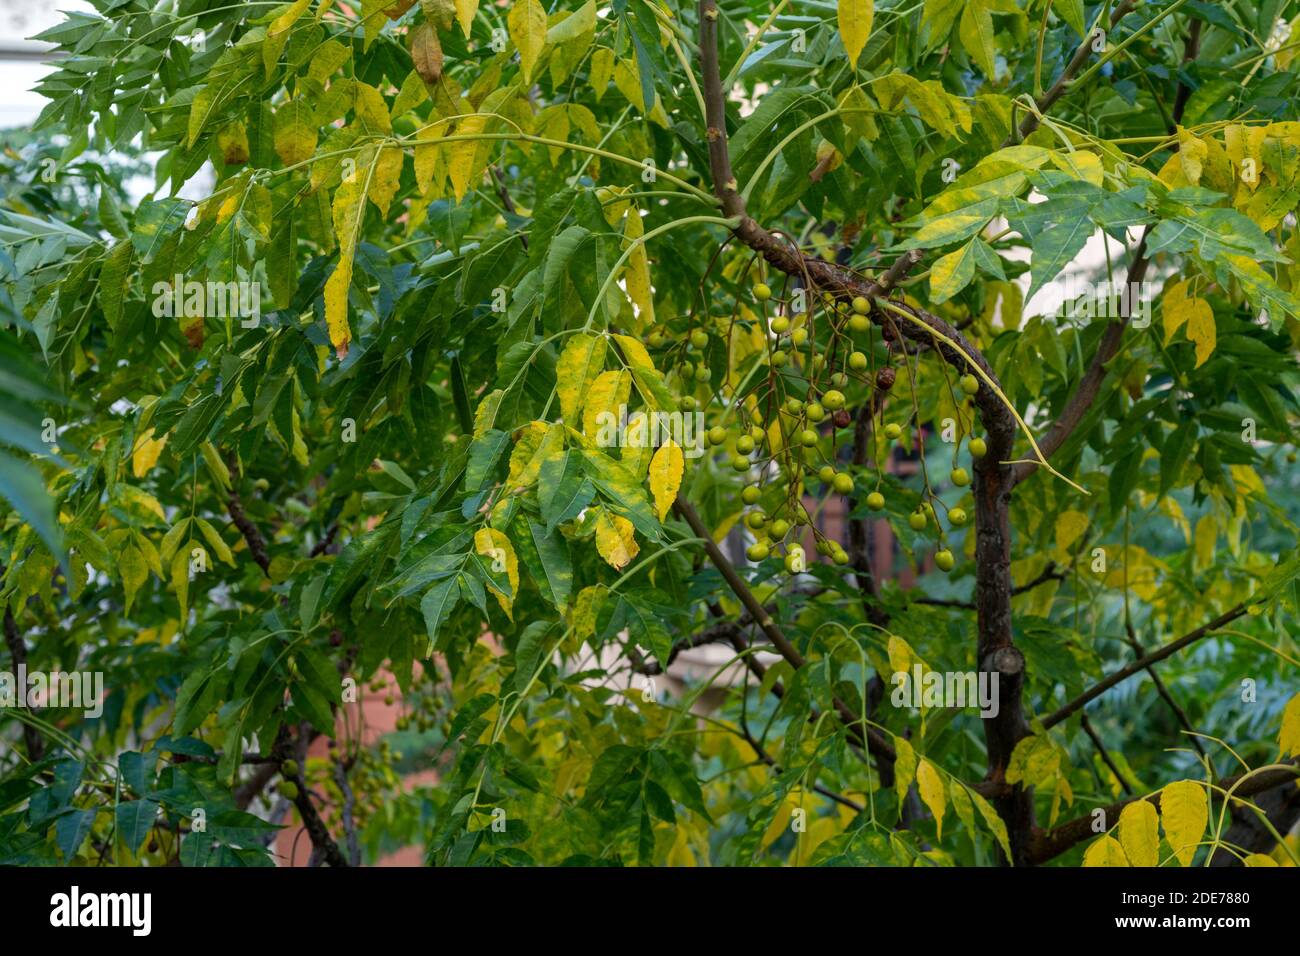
[731, 455, 750, 472]
[948, 507, 967, 527]
[745, 511, 767, 530]
[754, 282, 772, 301]
[935, 549, 955, 572]
[829, 372, 849, 388]
[959, 373, 979, 395]
[848, 314, 870, 333]
[750, 425, 766, 442]
[281, 760, 300, 777]
[791, 328, 808, 347]
[707, 426, 727, 446]
[746, 542, 770, 562]
[771, 315, 790, 334]
[736, 435, 755, 454]
[852, 296, 871, 314]
[849, 351, 868, 371]
[279, 781, 300, 800]
[818, 465, 836, 483]
[680, 396, 697, 411]
[770, 350, 788, 367]
[690, 330, 709, 350]
[832, 473, 854, 494]
[884, 423, 902, 440]
[822, 389, 846, 410]
[968, 437, 987, 459]
[741, 485, 761, 505]
[769, 518, 790, 538]
[951, 467, 970, 487]
[647, 330, 666, 348]
[799, 429, 819, 447]
[866, 491, 885, 511]
[785, 398, 804, 415]
[805, 402, 825, 422]
[908, 510, 928, 531]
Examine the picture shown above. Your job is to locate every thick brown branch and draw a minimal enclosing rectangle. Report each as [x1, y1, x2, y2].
[1030, 760, 1300, 865]
[226, 460, 272, 576]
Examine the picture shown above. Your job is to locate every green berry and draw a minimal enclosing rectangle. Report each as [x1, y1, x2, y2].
[750, 425, 766, 442]
[746, 542, 770, 562]
[848, 314, 870, 333]
[741, 485, 761, 505]
[867, 491, 885, 511]
[818, 465, 836, 483]
[690, 330, 710, 350]
[754, 282, 772, 301]
[745, 511, 767, 530]
[849, 351, 868, 371]
[951, 467, 970, 487]
[785, 398, 804, 415]
[731, 455, 750, 472]
[771, 315, 790, 334]
[908, 510, 927, 531]
[852, 296, 870, 314]
[769, 518, 790, 538]
[969, 437, 987, 459]
[791, 328, 808, 347]
[935, 549, 955, 572]
[822, 389, 846, 410]
[949, 507, 968, 527]
[708, 426, 727, 446]
[832, 473, 854, 495]
[771, 350, 788, 367]
[680, 396, 697, 411]
[281, 759, 300, 778]
[737, 435, 755, 454]
[805, 402, 825, 423]
[960, 373, 980, 395]
[829, 372, 849, 388]
[800, 429, 819, 447]
[884, 423, 902, 440]
[831, 546, 850, 566]
[279, 781, 300, 800]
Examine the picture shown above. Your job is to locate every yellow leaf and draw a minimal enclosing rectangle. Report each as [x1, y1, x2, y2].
[325, 160, 370, 359]
[1177, 128, 1207, 184]
[570, 584, 606, 644]
[216, 122, 250, 165]
[666, 826, 696, 866]
[886, 634, 913, 678]
[1279, 692, 1300, 758]
[968, 787, 1012, 862]
[1161, 780, 1208, 866]
[892, 735, 917, 803]
[274, 99, 318, 166]
[916, 759, 946, 838]
[593, 508, 638, 569]
[449, 113, 488, 201]
[264, 0, 315, 77]
[1054, 509, 1088, 560]
[1161, 279, 1195, 343]
[958, 0, 995, 77]
[131, 428, 168, 478]
[121, 545, 148, 616]
[555, 333, 607, 426]
[1186, 296, 1216, 368]
[1083, 834, 1130, 867]
[160, 518, 191, 564]
[473, 389, 504, 438]
[509, 421, 564, 485]
[612, 333, 655, 370]
[590, 47, 614, 100]
[583, 369, 631, 439]
[474, 527, 519, 619]
[623, 208, 655, 328]
[838, 0, 874, 66]
[195, 518, 235, 568]
[648, 440, 684, 521]
[455, 0, 479, 38]
[1244, 853, 1278, 867]
[761, 794, 796, 850]
[368, 145, 404, 218]
[414, 123, 447, 196]
[508, 0, 547, 83]
[1193, 513, 1216, 572]
[1050, 149, 1104, 186]
[1117, 800, 1160, 868]
[352, 81, 392, 135]
[172, 546, 190, 621]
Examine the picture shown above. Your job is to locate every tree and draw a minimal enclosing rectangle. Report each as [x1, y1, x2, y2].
[1, 0, 1298, 867]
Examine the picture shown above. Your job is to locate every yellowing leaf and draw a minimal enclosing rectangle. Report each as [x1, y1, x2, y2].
[1279, 692, 1300, 758]
[590, 47, 614, 99]
[648, 440, 683, 521]
[1193, 513, 1216, 572]
[1054, 509, 1088, 560]
[1117, 800, 1160, 868]
[968, 787, 1012, 862]
[368, 145, 404, 218]
[195, 518, 235, 567]
[959, 0, 996, 78]
[623, 208, 655, 328]
[131, 428, 168, 478]
[593, 508, 638, 569]
[761, 794, 796, 850]
[893, 735, 917, 803]
[121, 545, 148, 616]
[449, 113, 488, 201]
[455, 0, 479, 38]
[1050, 149, 1104, 186]
[1083, 834, 1130, 867]
[264, 0, 314, 77]
[838, 0, 874, 66]
[1244, 853, 1279, 867]
[274, 98, 318, 166]
[555, 333, 607, 426]
[409, 21, 444, 84]
[324, 161, 370, 359]
[1161, 780, 1208, 866]
[583, 369, 631, 439]
[172, 546, 190, 621]
[1186, 296, 1216, 368]
[474, 527, 519, 619]
[929, 240, 976, 303]
[508, 0, 547, 83]
[509, 422, 564, 485]
[916, 759, 946, 838]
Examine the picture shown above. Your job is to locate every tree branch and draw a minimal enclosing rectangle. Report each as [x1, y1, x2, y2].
[1042, 602, 1251, 730]
[3, 602, 44, 762]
